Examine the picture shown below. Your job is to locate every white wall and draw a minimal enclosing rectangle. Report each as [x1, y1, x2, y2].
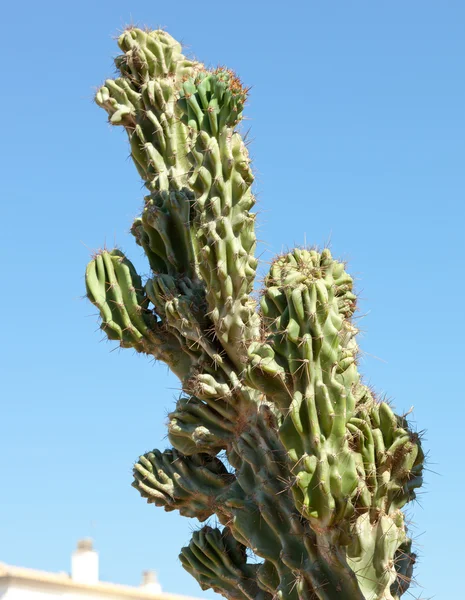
[0, 580, 64, 599]
[0, 580, 136, 600]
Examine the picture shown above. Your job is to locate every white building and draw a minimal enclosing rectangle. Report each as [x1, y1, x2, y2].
[0, 540, 201, 600]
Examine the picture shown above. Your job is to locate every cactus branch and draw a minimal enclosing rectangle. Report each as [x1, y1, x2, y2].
[85, 27, 425, 600]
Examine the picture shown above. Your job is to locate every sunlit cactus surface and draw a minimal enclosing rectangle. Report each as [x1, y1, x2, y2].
[86, 27, 424, 600]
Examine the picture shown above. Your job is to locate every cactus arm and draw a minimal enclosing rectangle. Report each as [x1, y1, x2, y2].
[85, 250, 151, 347]
[90, 28, 260, 391]
[167, 395, 237, 456]
[245, 250, 362, 527]
[132, 449, 234, 521]
[180, 527, 272, 600]
[95, 28, 201, 278]
[177, 72, 260, 368]
[85, 249, 191, 378]
[349, 398, 424, 515]
[247, 248, 358, 410]
[244, 250, 423, 598]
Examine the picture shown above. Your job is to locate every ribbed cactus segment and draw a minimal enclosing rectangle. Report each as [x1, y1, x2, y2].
[390, 538, 416, 599]
[180, 526, 268, 600]
[168, 395, 237, 456]
[96, 28, 201, 279]
[146, 274, 207, 341]
[131, 189, 197, 277]
[347, 512, 410, 600]
[95, 28, 260, 359]
[132, 449, 234, 521]
[348, 397, 424, 513]
[96, 29, 198, 186]
[247, 249, 423, 534]
[86, 28, 425, 600]
[178, 69, 247, 135]
[85, 249, 191, 377]
[247, 248, 358, 408]
[246, 249, 361, 524]
[115, 28, 196, 84]
[85, 249, 151, 349]
[177, 70, 260, 367]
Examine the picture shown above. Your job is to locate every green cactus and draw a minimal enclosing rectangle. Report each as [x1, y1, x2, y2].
[86, 27, 424, 600]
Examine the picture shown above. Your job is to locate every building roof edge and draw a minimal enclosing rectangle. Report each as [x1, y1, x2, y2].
[0, 563, 201, 600]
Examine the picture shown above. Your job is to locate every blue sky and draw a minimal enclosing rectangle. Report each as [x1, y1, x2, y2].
[1, 1, 464, 598]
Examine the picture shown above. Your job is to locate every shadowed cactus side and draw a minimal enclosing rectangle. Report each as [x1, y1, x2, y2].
[85, 27, 424, 600]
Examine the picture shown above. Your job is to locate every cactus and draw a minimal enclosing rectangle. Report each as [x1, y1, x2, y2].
[85, 27, 424, 600]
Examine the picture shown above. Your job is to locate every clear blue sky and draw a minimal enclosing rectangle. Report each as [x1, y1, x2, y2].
[1, 2, 463, 598]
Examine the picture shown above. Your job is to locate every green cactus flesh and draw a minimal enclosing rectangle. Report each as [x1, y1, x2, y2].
[86, 27, 424, 600]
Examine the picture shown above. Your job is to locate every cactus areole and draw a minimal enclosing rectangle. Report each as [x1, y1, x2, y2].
[86, 28, 424, 600]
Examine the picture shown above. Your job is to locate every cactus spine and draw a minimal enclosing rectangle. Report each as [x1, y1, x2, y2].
[86, 27, 424, 600]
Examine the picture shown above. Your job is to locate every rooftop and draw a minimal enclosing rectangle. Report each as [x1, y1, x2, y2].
[0, 540, 202, 600]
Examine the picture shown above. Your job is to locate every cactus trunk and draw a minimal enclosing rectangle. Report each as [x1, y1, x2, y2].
[85, 27, 424, 600]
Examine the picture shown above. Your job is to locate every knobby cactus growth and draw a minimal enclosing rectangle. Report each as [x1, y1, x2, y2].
[85, 28, 424, 600]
